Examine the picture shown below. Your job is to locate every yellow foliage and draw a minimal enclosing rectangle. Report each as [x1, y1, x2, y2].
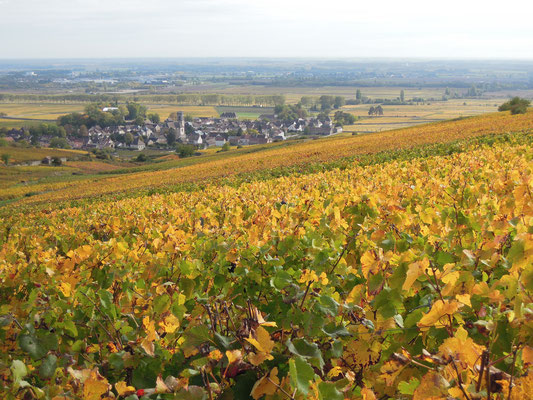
[250, 368, 279, 400]
[417, 300, 461, 331]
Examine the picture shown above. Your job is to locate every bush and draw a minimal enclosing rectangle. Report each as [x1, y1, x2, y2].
[134, 153, 148, 162]
[1, 153, 10, 165]
[498, 97, 531, 115]
[221, 142, 231, 152]
[175, 143, 195, 158]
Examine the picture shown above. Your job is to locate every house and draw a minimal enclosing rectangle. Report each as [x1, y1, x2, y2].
[187, 133, 203, 146]
[215, 135, 227, 147]
[156, 136, 168, 146]
[308, 124, 333, 136]
[131, 137, 146, 151]
[248, 135, 271, 145]
[228, 136, 240, 146]
[220, 112, 237, 119]
[67, 138, 82, 149]
[205, 137, 217, 147]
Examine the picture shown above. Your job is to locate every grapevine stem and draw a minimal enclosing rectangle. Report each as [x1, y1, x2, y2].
[267, 377, 295, 400]
[299, 281, 313, 309]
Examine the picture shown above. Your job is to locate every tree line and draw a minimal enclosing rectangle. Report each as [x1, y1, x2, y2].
[0, 93, 286, 107]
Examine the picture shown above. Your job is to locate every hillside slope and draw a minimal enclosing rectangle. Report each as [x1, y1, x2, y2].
[1, 110, 531, 206]
[1, 128, 532, 399]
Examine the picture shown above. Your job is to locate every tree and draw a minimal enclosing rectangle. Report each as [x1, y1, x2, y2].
[368, 106, 375, 116]
[166, 129, 177, 146]
[333, 111, 356, 126]
[316, 112, 330, 123]
[498, 97, 531, 115]
[356, 89, 362, 101]
[319, 95, 335, 112]
[126, 102, 147, 121]
[49, 137, 70, 149]
[334, 96, 345, 109]
[300, 96, 314, 108]
[79, 125, 89, 137]
[147, 113, 160, 123]
[400, 90, 405, 103]
[1, 153, 10, 166]
[467, 85, 479, 97]
[185, 124, 195, 135]
[124, 132, 134, 146]
[176, 143, 195, 158]
[375, 105, 384, 115]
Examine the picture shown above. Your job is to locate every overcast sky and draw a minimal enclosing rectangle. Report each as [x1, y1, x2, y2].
[1, 0, 532, 59]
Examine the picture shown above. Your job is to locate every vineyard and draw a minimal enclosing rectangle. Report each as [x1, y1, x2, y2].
[0, 112, 533, 399]
[1, 110, 532, 206]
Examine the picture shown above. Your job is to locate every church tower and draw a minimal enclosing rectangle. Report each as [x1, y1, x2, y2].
[177, 111, 185, 139]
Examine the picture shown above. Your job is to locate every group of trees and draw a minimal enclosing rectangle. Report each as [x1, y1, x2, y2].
[274, 104, 308, 122]
[498, 97, 531, 115]
[368, 105, 384, 116]
[57, 102, 150, 135]
[346, 89, 373, 105]
[333, 111, 357, 126]
[317, 95, 345, 112]
[26, 123, 68, 146]
[297, 96, 346, 113]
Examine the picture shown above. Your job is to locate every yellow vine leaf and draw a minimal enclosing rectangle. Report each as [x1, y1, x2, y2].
[246, 326, 274, 354]
[439, 326, 484, 367]
[155, 376, 170, 394]
[455, 293, 471, 307]
[402, 258, 429, 291]
[208, 349, 223, 361]
[417, 300, 461, 331]
[159, 313, 180, 334]
[115, 381, 135, 397]
[327, 366, 343, 379]
[413, 371, 449, 400]
[226, 350, 242, 364]
[361, 250, 381, 278]
[523, 346, 533, 366]
[83, 370, 111, 400]
[250, 367, 279, 400]
[59, 282, 72, 297]
[246, 326, 275, 366]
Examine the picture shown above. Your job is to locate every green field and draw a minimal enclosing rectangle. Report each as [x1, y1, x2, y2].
[216, 106, 274, 119]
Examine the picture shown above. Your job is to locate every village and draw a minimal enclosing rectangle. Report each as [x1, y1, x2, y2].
[1, 109, 342, 152]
